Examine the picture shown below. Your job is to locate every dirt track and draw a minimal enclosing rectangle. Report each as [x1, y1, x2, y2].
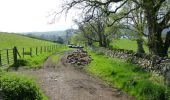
[19, 51, 134, 100]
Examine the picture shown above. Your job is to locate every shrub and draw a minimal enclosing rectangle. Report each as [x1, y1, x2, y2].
[0, 72, 46, 100]
[136, 80, 166, 100]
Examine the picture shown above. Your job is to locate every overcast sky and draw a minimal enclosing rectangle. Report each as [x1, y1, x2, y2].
[0, 0, 77, 33]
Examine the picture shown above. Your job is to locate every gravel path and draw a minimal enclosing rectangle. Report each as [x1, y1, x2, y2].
[18, 51, 134, 100]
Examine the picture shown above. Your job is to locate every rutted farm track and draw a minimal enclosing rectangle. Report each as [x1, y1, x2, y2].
[18, 51, 134, 100]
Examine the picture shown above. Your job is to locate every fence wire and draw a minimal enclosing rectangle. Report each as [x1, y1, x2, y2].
[0, 45, 58, 67]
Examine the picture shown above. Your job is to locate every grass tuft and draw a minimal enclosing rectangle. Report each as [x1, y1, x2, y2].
[51, 54, 62, 64]
[136, 80, 166, 100]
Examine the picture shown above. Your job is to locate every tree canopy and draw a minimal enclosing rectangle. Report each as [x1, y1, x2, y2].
[57, 0, 170, 57]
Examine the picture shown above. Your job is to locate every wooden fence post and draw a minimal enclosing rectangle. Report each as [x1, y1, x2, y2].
[36, 47, 38, 55]
[13, 46, 18, 67]
[7, 49, 9, 64]
[44, 46, 46, 52]
[40, 47, 42, 54]
[23, 48, 25, 58]
[30, 48, 32, 56]
[0, 50, 2, 66]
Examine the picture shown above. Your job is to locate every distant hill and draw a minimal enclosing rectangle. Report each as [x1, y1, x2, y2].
[0, 32, 57, 49]
[24, 29, 79, 42]
[25, 31, 66, 37]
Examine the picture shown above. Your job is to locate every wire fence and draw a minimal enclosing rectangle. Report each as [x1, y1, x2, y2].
[0, 49, 14, 67]
[0, 45, 58, 67]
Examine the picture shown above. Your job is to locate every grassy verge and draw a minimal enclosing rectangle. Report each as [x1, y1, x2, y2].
[0, 71, 47, 100]
[85, 50, 169, 100]
[20, 45, 68, 68]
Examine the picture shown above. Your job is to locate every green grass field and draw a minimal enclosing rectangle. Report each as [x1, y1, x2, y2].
[110, 39, 149, 53]
[0, 32, 65, 67]
[110, 39, 170, 57]
[0, 32, 56, 49]
[85, 50, 169, 100]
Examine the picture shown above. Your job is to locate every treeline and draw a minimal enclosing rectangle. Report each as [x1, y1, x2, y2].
[58, 0, 170, 57]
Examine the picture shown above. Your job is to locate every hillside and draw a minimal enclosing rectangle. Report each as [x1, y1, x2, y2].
[0, 32, 57, 49]
[24, 29, 78, 42]
[25, 31, 66, 37]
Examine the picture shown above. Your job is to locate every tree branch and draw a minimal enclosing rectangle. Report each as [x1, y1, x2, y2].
[108, 6, 140, 26]
[160, 10, 170, 28]
[154, 0, 165, 12]
[104, 0, 128, 15]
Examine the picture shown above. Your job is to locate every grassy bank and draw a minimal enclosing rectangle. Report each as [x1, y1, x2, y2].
[85, 50, 169, 100]
[20, 45, 68, 68]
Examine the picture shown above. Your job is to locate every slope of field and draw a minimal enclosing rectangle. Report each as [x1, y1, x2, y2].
[0, 32, 63, 67]
[0, 32, 56, 49]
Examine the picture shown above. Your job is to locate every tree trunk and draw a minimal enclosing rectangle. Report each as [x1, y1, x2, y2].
[163, 32, 170, 57]
[145, 7, 166, 57]
[87, 39, 93, 46]
[98, 31, 107, 47]
[137, 39, 145, 54]
[97, 27, 104, 47]
[147, 28, 165, 56]
[102, 35, 108, 48]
